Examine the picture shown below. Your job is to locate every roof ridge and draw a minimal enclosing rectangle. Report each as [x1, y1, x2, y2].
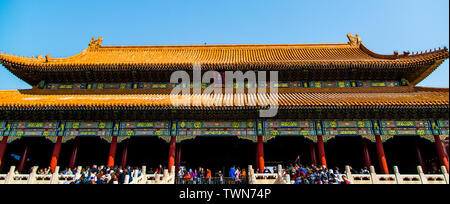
[98, 43, 353, 49]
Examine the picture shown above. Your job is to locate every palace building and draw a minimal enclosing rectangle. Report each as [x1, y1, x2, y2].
[0, 34, 448, 176]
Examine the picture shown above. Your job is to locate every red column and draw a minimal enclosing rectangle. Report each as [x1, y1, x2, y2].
[68, 137, 79, 169]
[175, 143, 182, 171]
[50, 136, 63, 173]
[18, 143, 30, 172]
[444, 141, 449, 159]
[413, 137, 426, 172]
[120, 140, 129, 168]
[256, 136, 265, 173]
[107, 136, 118, 167]
[317, 136, 327, 168]
[168, 136, 176, 172]
[361, 138, 372, 168]
[434, 135, 449, 172]
[0, 136, 8, 168]
[375, 135, 389, 174]
[309, 140, 317, 166]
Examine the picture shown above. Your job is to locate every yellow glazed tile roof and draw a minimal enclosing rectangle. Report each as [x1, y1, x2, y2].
[0, 35, 448, 70]
[0, 87, 447, 110]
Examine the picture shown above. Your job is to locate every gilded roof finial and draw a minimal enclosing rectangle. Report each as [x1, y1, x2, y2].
[89, 37, 103, 49]
[347, 33, 362, 46]
[45, 54, 50, 62]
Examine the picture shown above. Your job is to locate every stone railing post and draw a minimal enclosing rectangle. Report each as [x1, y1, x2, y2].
[50, 166, 60, 184]
[75, 166, 82, 181]
[284, 174, 291, 184]
[5, 166, 16, 184]
[417, 166, 427, 184]
[345, 165, 354, 183]
[393, 166, 401, 184]
[274, 164, 284, 184]
[277, 164, 283, 183]
[155, 173, 162, 184]
[27, 166, 38, 184]
[162, 169, 170, 184]
[248, 165, 253, 177]
[133, 170, 139, 181]
[169, 166, 176, 184]
[141, 166, 147, 184]
[370, 166, 378, 184]
[442, 166, 449, 184]
[248, 165, 255, 184]
[277, 165, 282, 176]
[171, 166, 175, 177]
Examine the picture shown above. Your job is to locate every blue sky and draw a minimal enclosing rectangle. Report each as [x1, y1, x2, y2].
[0, 0, 448, 89]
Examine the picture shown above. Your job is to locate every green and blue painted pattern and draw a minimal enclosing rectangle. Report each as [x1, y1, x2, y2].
[1, 120, 447, 143]
[41, 80, 403, 90]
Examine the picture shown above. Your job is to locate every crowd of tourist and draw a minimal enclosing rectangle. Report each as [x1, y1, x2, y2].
[25, 157, 446, 184]
[61, 165, 146, 184]
[176, 166, 247, 184]
[28, 165, 158, 184]
[27, 163, 356, 184]
[284, 164, 354, 184]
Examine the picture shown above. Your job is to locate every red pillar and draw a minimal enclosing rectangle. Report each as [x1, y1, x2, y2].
[413, 137, 426, 172]
[375, 135, 389, 174]
[444, 141, 449, 159]
[309, 140, 317, 166]
[317, 136, 327, 168]
[361, 138, 372, 168]
[120, 140, 129, 168]
[175, 143, 182, 171]
[68, 137, 79, 169]
[18, 143, 30, 172]
[0, 136, 8, 168]
[168, 136, 176, 172]
[434, 135, 449, 172]
[107, 136, 118, 167]
[50, 136, 63, 173]
[256, 136, 265, 173]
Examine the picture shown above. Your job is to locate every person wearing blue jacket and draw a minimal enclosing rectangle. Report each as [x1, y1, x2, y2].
[229, 166, 236, 178]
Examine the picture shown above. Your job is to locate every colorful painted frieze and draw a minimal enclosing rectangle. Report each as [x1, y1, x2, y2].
[436, 120, 449, 128]
[0, 122, 6, 135]
[46, 83, 87, 89]
[264, 120, 314, 128]
[178, 121, 254, 129]
[8, 129, 58, 137]
[120, 121, 170, 129]
[381, 128, 433, 136]
[137, 82, 174, 89]
[380, 120, 431, 128]
[357, 81, 399, 87]
[64, 129, 112, 136]
[178, 129, 256, 137]
[322, 120, 372, 128]
[265, 128, 316, 136]
[119, 129, 170, 136]
[439, 129, 449, 136]
[41, 80, 402, 90]
[10, 122, 59, 129]
[64, 122, 114, 129]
